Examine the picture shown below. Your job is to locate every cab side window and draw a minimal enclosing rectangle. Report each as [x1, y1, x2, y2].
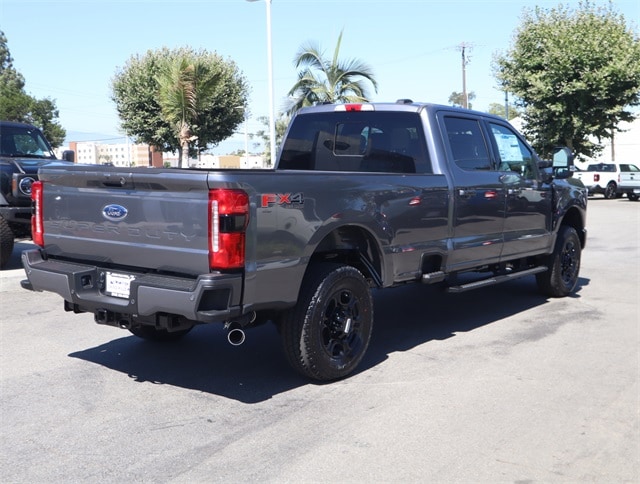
[489, 123, 536, 180]
[443, 117, 492, 171]
[620, 164, 640, 172]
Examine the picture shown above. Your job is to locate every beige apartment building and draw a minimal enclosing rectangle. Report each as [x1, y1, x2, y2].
[67, 141, 163, 167]
[59, 140, 265, 169]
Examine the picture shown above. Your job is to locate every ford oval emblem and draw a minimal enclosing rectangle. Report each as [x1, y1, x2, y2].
[102, 204, 128, 221]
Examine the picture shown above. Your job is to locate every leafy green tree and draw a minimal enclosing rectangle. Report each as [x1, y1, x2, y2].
[448, 91, 475, 109]
[286, 30, 378, 115]
[0, 30, 66, 147]
[487, 102, 522, 120]
[111, 47, 249, 165]
[29, 98, 66, 147]
[0, 83, 31, 121]
[0, 30, 25, 93]
[494, 1, 640, 158]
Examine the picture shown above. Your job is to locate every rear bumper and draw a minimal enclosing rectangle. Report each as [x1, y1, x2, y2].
[619, 186, 640, 194]
[21, 249, 243, 324]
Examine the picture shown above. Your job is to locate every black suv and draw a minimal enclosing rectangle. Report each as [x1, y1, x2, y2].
[0, 121, 74, 268]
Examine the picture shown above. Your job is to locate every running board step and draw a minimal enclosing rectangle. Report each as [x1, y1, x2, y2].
[446, 266, 548, 293]
[422, 271, 446, 284]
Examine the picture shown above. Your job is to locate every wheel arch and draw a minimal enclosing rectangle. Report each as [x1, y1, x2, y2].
[559, 205, 586, 249]
[308, 224, 385, 288]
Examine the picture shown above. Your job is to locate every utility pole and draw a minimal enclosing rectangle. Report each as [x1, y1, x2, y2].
[504, 90, 509, 120]
[611, 128, 615, 161]
[458, 42, 472, 109]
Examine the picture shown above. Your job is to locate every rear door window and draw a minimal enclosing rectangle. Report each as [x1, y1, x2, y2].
[442, 116, 492, 171]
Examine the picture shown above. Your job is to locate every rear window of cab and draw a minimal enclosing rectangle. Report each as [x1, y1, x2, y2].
[279, 112, 432, 173]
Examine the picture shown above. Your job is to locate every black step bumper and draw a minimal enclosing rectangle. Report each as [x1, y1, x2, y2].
[21, 249, 243, 323]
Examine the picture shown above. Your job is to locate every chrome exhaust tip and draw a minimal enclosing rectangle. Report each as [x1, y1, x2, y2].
[226, 322, 246, 346]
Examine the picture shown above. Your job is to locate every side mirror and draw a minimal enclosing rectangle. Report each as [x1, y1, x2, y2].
[62, 150, 75, 163]
[551, 146, 574, 179]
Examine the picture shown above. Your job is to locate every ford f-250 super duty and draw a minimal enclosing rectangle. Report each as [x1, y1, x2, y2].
[0, 121, 74, 268]
[21, 101, 587, 381]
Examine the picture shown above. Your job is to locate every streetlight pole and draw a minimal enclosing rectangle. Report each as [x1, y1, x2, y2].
[247, 0, 276, 166]
[244, 110, 249, 159]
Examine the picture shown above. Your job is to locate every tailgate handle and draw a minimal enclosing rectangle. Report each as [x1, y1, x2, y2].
[101, 176, 129, 188]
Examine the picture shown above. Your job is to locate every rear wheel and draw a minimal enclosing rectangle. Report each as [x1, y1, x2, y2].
[129, 324, 193, 342]
[0, 216, 15, 269]
[536, 225, 581, 297]
[281, 263, 373, 381]
[628, 192, 639, 201]
[604, 182, 617, 199]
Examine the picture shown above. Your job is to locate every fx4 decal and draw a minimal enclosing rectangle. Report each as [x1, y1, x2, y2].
[260, 193, 304, 208]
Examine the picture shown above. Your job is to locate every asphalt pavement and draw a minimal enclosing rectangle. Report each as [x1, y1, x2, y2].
[1, 197, 638, 483]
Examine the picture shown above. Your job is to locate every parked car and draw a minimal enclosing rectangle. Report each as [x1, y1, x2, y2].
[0, 121, 74, 267]
[618, 163, 640, 201]
[574, 162, 639, 199]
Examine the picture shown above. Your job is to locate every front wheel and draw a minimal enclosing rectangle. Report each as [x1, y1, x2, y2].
[536, 225, 581, 297]
[604, 182, 617, 199]
[280, 263, 373, 381]
[0, 216, 15, 269]
[628, 192, 639, 201]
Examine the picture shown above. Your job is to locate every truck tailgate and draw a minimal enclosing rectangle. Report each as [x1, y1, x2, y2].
[38, 166, 212, 276]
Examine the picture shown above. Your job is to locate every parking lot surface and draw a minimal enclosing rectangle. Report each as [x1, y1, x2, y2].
[1, 198, 638, 482]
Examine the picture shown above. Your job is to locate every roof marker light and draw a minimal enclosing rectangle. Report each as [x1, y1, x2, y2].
[335, 104, 374, 112]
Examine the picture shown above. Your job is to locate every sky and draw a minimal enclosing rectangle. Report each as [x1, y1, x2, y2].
[2, 0, 639, 154]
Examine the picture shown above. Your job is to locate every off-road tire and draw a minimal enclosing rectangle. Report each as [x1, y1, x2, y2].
[536, 225, 581, 297]
[0, 216, 15, 269]
[129, 324, 193, 342]
[604, 182, 617, 199]
[281, 263, 373, 381]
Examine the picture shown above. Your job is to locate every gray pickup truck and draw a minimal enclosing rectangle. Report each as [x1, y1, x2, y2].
[21, 101, 587, 380]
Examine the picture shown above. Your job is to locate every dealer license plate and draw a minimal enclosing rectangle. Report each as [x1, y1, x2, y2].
[105, 271, 135, 298]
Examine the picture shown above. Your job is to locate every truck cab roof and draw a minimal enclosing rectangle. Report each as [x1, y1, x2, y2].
[295, 100, 506, 121]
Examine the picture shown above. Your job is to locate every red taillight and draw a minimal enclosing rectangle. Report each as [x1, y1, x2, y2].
[594, 174, 600, 182]
[31, 181, 44, 247]
[209, 189, 249, 270]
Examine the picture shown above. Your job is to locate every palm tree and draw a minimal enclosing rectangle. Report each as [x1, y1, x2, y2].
[286, 30, 378, 115]
[155, 55, 220, 167]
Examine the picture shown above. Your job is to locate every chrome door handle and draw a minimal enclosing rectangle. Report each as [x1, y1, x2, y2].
[458, 189, 476, 198]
